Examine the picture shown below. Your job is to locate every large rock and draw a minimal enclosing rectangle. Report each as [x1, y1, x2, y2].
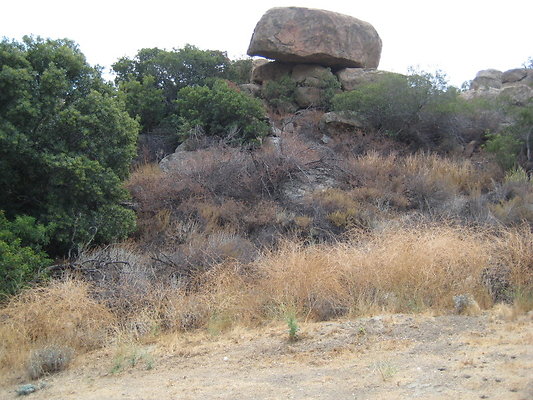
[320, 111, 364, 134]
[251, 61, 293, 84]
[291, 64, 335, 87]
[470, 69, 503, 90]
[247, 7, 382, 69]
[336, 68, 397, 91]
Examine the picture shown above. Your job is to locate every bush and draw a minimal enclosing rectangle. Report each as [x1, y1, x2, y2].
[175, 79, 270, 144]
[27, 345, 74, 379]
[0, 212, 51, 297]
[484, 101, 533, 170]
[0, 36, 139, 255]
[332, 70, 470, 147]
[262, 75, 298, 113]
[113, 45, 231, 133]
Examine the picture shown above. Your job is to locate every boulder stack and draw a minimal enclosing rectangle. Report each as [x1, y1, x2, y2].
[462, 68, 533, 105]
[244, 7, 385, 110]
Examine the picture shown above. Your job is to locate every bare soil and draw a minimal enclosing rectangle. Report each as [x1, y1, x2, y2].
[2, 310, 532, 400]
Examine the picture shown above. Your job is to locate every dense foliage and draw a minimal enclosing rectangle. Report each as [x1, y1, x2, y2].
[175, 79, 270, 144]
[113, 45, 242, 133]
[0, 36, 139, 259]
[0, 212, 51, 297]
[332, 71, 469, 147]
[485, 100, 533, 170]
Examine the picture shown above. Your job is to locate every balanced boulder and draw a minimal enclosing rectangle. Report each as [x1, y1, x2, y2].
[247, 7, 382, 69]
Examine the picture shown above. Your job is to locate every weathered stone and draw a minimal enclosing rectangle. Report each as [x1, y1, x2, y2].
[294, 86, 323, 108]
[336, 68, 396, 91]
[460, 87, 501, 102]
[470, 69, 503, 90]
[499, 85, 533, 106]
[291, 64, 335, 87]
[320, 111, 364, 134]
[251, 61, 293, 84]
[247, 7, 382, 68]
[502, 68, 528, 84]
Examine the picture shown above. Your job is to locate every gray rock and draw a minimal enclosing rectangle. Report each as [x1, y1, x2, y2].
[499, 85, 533, 106]
[470, 69, 503, 90]
[336, 68, 395, 91]
[294, 86, 323, 108]
[247, 7, 382, 68]
[291, 64, 335, 87]
[320, 111, 364, 134]
[502, 68, 528, 84]
[251, 61, 293, 84]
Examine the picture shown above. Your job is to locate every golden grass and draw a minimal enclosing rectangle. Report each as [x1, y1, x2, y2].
[0, 278, 114, 382]
[1, 224, 531, 381]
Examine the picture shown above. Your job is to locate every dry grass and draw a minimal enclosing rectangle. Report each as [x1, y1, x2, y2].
[0, 278, 114, 382]
[1, 224, 531, 382]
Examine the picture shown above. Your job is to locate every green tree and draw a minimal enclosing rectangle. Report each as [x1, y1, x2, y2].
[0, 36, 139, 255]
[0, 211, 52, 297]
[175, 79, 270, 144]
[485, 101, 533, 170]
[113, 45, 231, 133]
[331, 70, 460, 145]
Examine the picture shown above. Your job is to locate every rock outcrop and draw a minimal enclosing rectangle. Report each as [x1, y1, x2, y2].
[247, 7, 382, 69]
[462, 68, 533, 106]
[335, 68, 397, 91]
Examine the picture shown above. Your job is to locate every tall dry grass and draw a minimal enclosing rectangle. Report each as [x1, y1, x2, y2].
[1, 224, 531, 381]
[0, 279, 114, 382]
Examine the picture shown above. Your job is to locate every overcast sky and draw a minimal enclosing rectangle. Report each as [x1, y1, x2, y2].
[3, 0, 531, 87]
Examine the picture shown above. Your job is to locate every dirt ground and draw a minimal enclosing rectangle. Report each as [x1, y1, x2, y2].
[2, 309, 532, 400]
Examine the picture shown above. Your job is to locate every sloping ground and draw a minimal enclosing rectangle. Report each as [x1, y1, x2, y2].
[2, 310, 532, 400]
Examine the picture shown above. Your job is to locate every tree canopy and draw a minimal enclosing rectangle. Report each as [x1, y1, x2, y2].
[112, 45, 232, 133]
[0, 36, 139, 258]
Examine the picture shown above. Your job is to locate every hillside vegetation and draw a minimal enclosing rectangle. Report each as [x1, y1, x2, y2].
[0, 37, 532, 385]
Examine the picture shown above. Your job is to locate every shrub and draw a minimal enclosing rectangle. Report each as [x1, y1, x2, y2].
[175, 79, 270, 144]
[0, 36, 139, 255]
[332, 70, 472, 148]
[113, 45, 232, 133]
[484, 101, 533, 170]
[227, 58, 253, 84]
[0, 212, 51, 297]
[262, 75, 298, 113]
[27, 345, 74, 379]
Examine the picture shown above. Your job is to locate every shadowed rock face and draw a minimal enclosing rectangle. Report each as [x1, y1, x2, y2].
[247, 7, 382, 69]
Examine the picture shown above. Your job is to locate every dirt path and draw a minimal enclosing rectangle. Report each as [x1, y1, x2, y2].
[2, 311, 532, 399]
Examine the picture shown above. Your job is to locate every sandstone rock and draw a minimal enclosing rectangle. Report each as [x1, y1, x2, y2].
[247, 7, 382, 69]
[294, 86, 323, 108]
[460, 87, 501, 102]
[336, 68, 395, 91]
[320, 111, 364, 134]
[251, 61, 293, 84]
[470, 69, 503, 90]
[291, 64, 335, 87]
[499, 85, 533, 106]
[502, 68, 528, 84]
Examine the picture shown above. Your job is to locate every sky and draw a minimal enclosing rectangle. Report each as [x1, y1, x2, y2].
[2, 0, 532, 87]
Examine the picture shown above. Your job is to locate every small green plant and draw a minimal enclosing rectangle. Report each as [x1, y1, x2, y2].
[504, 166, 531, 184]
[286, 312, 300, 342]
[110, 345, 154, 374]
[372, 360, 398, 381]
